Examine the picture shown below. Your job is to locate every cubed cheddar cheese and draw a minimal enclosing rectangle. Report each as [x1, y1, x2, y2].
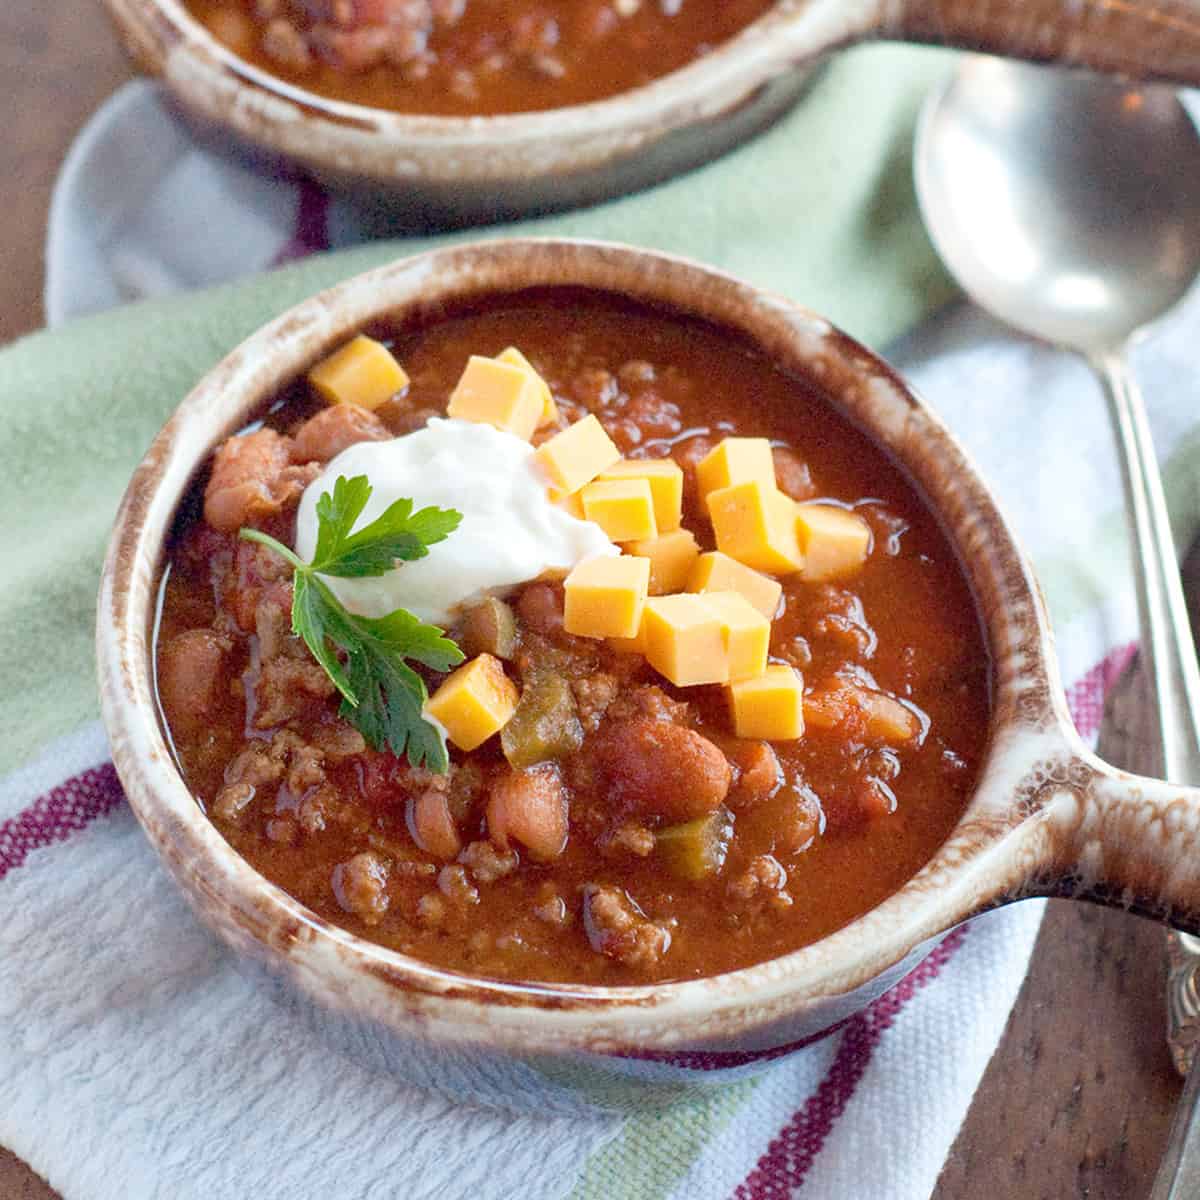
[607, 617, 648, 657]
[687, 551, 783, 620]
[728, 665, 805, 740]
[308, 334, 409, 411]
[625, 527, 700, 595]
[795, 504, 872, 582]
[535, 414, 621, 495]
[598, 458, 684, 531]
[497, 345, 559, 427]
[425, 653, 518, 752]
[642, 594, 729, 687]
[699, 591, 770, 682]
[563, 555, 650, 640]
[581, 478, 658, 543]
[695, 437, 775, 502]
[554, 489, 587, 520]
[707, 479, 803, 574]
[447, 355, 543, 441]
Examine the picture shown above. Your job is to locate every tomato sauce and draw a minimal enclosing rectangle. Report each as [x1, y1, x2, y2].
[185, 0, 776, 117]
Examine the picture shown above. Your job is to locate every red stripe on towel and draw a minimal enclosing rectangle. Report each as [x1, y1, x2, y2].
[1065, 641, 1137, 738]
[731, 926, 969, 1198]
[0, 762, 125, 882]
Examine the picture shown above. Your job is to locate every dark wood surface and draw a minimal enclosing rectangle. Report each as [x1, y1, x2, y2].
[1, 7, 1195, 1197]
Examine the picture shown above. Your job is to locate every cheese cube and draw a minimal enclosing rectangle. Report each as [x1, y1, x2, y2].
[607, 616, 648, 657]
[707, 480, 803, 574]
[581, 478, 658, 543]
[695, 437, 775, 501]
[563, 555, 650, 639]
[554, 489, 587, 520]
[642, 594, 728, 686]
[447, 355, 543, 441]
[687, 551, 783, 620]
[795, 504, 872, 582]
[625, 528, 700, 595]
[728, 665, 805, 740]
[497, 345, 558, 427]
[598, 458, 684, 531]
[535, 414, 621, 495]
[308, 334, 409, 411]
[698, 591, 770, 682]
[425, 653, 518, 751]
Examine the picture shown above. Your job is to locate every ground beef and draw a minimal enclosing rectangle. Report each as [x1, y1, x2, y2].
[253, 655, 337, 728]
[332, 851, 390, 924]
[312, 723, 367, 761]
[211, 737, 288, 820]
[572, 672, 619, 732]
[808, 587, 877, 660]
[728, 855, 792, 910]
[607, 684, 689, 725]
[459, 840, 519, 884]
[437, 864, 480, 909]
[604, 822, 655, 858]
[582, 885, 671, 970]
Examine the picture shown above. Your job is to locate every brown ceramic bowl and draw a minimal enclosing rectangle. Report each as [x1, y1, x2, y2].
[100, 0, 821, 223]
[99, 0, 1195, 224]
[97, 239, 1200, 1112]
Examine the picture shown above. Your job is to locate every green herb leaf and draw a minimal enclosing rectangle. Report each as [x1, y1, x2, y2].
[240, 476, 466, 773]
[309, 476, 462, 578]
[312, 474, 372, 567]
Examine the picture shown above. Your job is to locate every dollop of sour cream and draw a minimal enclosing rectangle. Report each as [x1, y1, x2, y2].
[294, 418, 617, 627]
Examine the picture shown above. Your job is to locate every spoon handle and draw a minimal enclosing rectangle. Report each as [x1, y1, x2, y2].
[1151, 1050, 1200, 1200]
[1094, 352, 1200, 786]
[873, 0, 1200, 87]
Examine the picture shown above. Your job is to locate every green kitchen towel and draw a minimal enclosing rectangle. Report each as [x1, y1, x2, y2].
[3, 43, 955, 776]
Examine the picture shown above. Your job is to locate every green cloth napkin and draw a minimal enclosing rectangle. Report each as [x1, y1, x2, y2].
[0, 43, 956, 777]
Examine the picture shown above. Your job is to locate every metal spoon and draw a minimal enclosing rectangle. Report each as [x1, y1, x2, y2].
[915, 56, 1200, 1196]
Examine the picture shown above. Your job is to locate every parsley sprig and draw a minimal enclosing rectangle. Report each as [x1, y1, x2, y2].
[240, 475, 465, 773]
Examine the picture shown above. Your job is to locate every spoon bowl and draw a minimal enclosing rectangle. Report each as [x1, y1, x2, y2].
[916, 57, 1200, 353]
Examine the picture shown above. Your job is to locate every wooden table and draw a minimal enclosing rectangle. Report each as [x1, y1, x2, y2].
[3, 6, 1193, 1196]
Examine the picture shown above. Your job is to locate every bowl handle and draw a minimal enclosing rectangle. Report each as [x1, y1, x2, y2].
[869, 0, 1200, 88]
[1030, 750, 1200, 930]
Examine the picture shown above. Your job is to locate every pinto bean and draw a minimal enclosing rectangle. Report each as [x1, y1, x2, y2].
[289, 404, 390, 463]
[515, 581, 564, 639]
[593, 717, 730, 823]
[407, 788, 461, 861]
[486, 764, 569, 862]
[727, 740, 782, 808]
[158, 629, 229, 735]
[204, 428, 314, 533]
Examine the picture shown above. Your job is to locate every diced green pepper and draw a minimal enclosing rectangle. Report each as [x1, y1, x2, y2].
[459, 596, 518, 661]
[655, 807, 734, 881]
[501, 672, 584, 769]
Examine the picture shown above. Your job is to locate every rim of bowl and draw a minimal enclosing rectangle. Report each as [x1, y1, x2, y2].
[107, 0, 819, 164]
[98, 237, 1065, 1053]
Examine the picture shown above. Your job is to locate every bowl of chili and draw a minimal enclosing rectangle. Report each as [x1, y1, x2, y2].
[97, 238, 1200, 1111]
